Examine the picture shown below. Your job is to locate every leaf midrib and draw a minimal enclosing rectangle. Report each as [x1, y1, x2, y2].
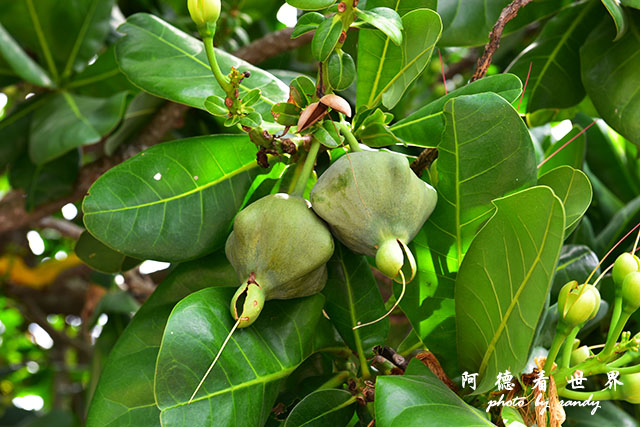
[84, 161, 257, 215]
[26, 0, 58, 82]
[62, 0, 100, 79]
[478, 201, 557, 376]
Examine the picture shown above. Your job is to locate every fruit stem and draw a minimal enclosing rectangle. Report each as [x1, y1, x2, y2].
[317, 370, 351, 390]
[600, 310, 632, 358]
[544, 325, 570, 374]
[292, 139, 321, 197]
[607, 296, 623, 343]
[558, 387, 615, 401]
[559, 326, 580, 369]
[203, 35, 234, 98]
[339, 121, 363, 152]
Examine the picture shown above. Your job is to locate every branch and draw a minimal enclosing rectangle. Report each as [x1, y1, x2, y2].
[471, 0, 534, 82]
[0, 29, 314, 235]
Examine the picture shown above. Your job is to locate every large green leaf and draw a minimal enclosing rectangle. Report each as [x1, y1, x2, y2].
[437, 0, 573, 47]
[66, 45, 137, 98]
[356, 1, 441, 110]
[390, 74, 522, 147]
[82, 134, 260, 262]
[538, 166, 592, 235]
[286, 0, 336, 11]
[456, 186, 565, 393]
[115, 13, 288, 119]
[356, 7, 404, 46]
[29, 91, 128, 165]
[538, 124, 587, 176]
[322, 243, 389, 357]
[399, 93, 537, 376]
[602, 0, 628, 40]
[581, 11, 640, 144]
[154, 288, 325, 425]
[506, 1, 600, 112]
[9, 149, 80, 211]
[75, 231, 141, 274]
[284, 389, 355, 427]
[86, 253, 238, 427]
[0, 97, 44, 173]
[595, 195, 640, 255]
[375, 359, 495, 426]
[104, 93, 163, 156]
[0, 23, 52, 87]
[0, 0, 115, 82]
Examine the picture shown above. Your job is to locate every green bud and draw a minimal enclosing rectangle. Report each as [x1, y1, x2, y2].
[188, 0, 221, 29]
[230, 281, 266, 328]
[557, 281, 600, 327]
[570, 345, 590, 366]
[616, 373, 640, 404]
[613, 252, 640, 286]
[375, 239, 404, 280]
[622, 271, 640, 313]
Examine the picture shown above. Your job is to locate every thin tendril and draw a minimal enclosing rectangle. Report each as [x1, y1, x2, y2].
[592, 263, 615, 288]
[584, 220, 640, 286]
[353, 270, 406, 330]
[633, 225, 640, 255]
[188, 318, 242, 404]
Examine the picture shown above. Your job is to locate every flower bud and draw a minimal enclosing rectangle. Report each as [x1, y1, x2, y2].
[557, 281, 600, 327]
[622, 271, 640, 313]
[188, 0, 221, 29]
[613, 252, 640, 286]
[570, 345, 590, 366]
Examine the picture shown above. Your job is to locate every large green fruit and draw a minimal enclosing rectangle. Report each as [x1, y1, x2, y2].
[310, 150, 437, 281]
[226, 193, 334, 327]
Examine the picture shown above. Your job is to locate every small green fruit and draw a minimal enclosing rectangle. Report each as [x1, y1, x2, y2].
[612, 252, 640, 286]
[570, 345, 590, 366]
[621, 271, 640, 313]
[557, 281, 600, 327]
[310, 151, 437, 281]
[615, 373, 640, 404]
[226, 194, 334, 327]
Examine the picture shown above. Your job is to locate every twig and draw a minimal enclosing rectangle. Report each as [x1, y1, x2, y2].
[416, 351, 458, 392]
[37, 217, 84, 240]
[374, 345, 409, 371]
[471, 0, 534, 82]
[410, 148, 438, 177]
[0, 29, 315, 236]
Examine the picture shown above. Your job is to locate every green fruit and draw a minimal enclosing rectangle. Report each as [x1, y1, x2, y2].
[226, 194, 334, 327]
[570, 345, 590, 366]
[310, 150, 437, 281]
[622, 271, 640, 313]
[612, 252, 640, 286]
[614, 373, 640, 404]
[557, 281, 600, 327]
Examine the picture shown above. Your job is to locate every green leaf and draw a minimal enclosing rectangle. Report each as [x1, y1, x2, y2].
[82, 135, 260, 262]
[286, 0, 336, 11]
[390, 74, 523, 147]
[104, 93, 163, 156]
[9, 149, 79, 211]
[284, 389, 355, 427]
[154, 288, 325, 425]
[595, 195, 640, 255]
[312, 121, 343, 148]
[327, 50, 355, 91]
[623, 0, 640, 9]
[506, 2, 600, 112]
[456, 186, 565, 394]
[580, 115, 639, 202]
[323, 243, 389, 357]
[292, 12, 325, 38]
[602, 0, 628, 40]
[272, 102, 302, 126]
[75, 231, 141, 274]
[0, 0, 116, 81]
[356, 4, 441, 110]
[375, 359, 495, 426]
[550, 245, 599, 302]
[205, 95, 229, 117]
[115, 14, 288, 119]
[86, 253, 238, 427]
[399, 93, 537, 376]
[29, 91, 129, 165]
[0, 97, 44, 173]
[290, 76, 317, 108]
[354, 109, 401, 147]
[242, 88, 262, 107]
[538, 166, 592, 235]
[0, 23, 52, 87]
[581, 11, 640, 144]
[356, 7, 403, 46]
[437, 0, 573, 47]
[311, 16, 343, 62]
[239, 111, 262, 127]
[66, 45, 136, 97]
[538, 125, 587, 176]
